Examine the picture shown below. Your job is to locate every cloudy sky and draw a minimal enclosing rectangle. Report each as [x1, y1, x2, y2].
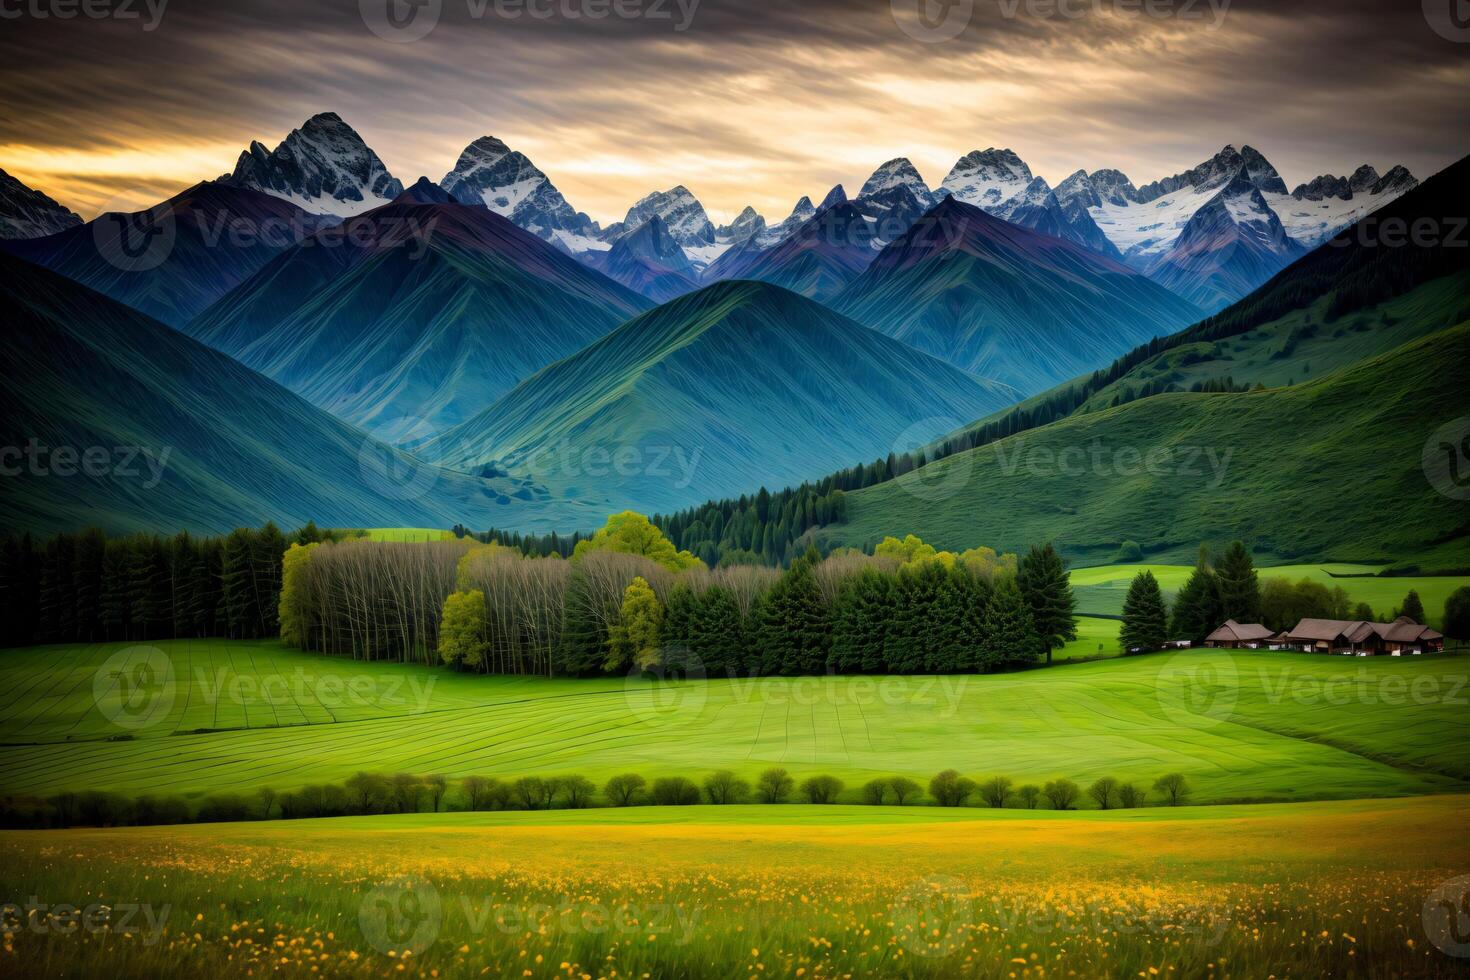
[3, 0, 1467, 223]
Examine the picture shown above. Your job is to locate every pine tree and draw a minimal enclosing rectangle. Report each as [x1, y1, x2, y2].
[72, 528, 106, 643]
[1017, 543, 1077, 664]
[692, 585, 745, 679]
[1399, 590, 1426, 624]
[1169, 547, 1223, 643]
[922, 566, 969, 673]
[1120, 571, 1169, 653]
[1215, 540, 1261, 623]
[759, 559, 828, 675]
[978, 578, 1043, 670]
[662, 584, 699, 673]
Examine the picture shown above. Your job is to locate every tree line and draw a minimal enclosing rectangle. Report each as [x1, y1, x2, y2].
[0, 524, 356, 649]
[0, 768, 1193, 829]
[280, 513, 1079, 678]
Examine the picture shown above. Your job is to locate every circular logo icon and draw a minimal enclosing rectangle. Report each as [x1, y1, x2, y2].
[91, 192, 177, 273]
[1156, 649, 1238, 729]
[359, 875, 442, 956]
[92, 646, 176, 730]
[623, 648, 709, 729]
[358, 416, 441, 502]
[1424, 0, 1470, 43]
[891, 874, 973, 958]
[1424, 416, 1470, 501]
[1424, 875, 1470, 958]
[361, 0, 443, 43]
[889, 417, 973, 504]
[891, 0, 974, 43]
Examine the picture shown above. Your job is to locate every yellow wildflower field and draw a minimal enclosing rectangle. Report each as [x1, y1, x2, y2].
[4, 796, 1469, 978]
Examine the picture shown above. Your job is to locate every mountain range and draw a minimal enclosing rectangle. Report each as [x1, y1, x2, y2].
[3, 113, 1418, 316]
[832, 197, 1204, 392]
[0, 113, 1451, 539]
[826, 154, 1470, 567]
[186, 196, 650, 440]
[426, 279, 1020, 513]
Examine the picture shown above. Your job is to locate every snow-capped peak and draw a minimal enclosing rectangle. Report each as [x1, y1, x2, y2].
[613, 185, 716, 248]
[438, 135, 597, 249]
[858, 158, 934, 203]
[1134, 144, 1288, 205]
[1054, 170, 1101, 210]
[221, 111, 403, 218]
[716, 205, 766, 244]
[940, 148, 1034, 210]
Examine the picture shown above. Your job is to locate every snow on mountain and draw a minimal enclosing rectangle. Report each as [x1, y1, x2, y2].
[940, 148, 1034, 210]
[1054, 170, 1102, 211]
[589, 214, 698, 302]
[756, 195, 816, 246]
[1134, 144, 1287, 204]
[0, 167, 82, 239]
[1145, 167, 1305, 311]
[1269, 164, 1418, 247]
[990, 177, 1122, 259]
[1089, 146, 1287, 263]
[858, 158, 935, 203]
[818, 184, 848, 210]
[606, 186, 716, 247]
[716, 206, 766, 244]
[221, 112, 403, 218]
[439, 136, 600, 252]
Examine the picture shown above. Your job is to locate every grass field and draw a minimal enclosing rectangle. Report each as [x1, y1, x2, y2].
[4, 796, 1470, 977]
[3, 639, 1468, 804]
[1069, 563, 1470, 628]
[362, 528, 456, 542]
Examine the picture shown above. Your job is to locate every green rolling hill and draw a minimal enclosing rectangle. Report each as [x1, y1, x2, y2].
[823, 320, 1470, 566]
[0, 251, 606, 535]
[427, 280, 1022, 515]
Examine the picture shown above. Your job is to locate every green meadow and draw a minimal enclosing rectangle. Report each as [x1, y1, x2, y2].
[4, 639, 1468, 805]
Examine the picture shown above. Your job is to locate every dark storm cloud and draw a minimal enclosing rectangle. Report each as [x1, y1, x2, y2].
[1, 0, 1466, 220]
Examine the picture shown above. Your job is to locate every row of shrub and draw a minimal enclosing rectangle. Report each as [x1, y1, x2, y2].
[1, 770, 1193, 829]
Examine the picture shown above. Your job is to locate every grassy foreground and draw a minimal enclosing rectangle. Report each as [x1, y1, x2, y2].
[4, 796, 1470, 977]
[4, 641, 1469, 804]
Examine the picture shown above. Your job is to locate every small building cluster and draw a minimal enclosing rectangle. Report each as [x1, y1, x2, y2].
[1204, 617, 1445, 656]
